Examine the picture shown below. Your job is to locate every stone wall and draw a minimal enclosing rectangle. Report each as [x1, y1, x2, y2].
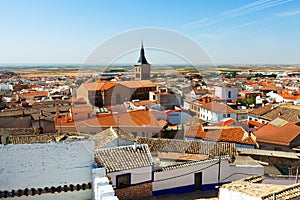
[114, 182, 152, 200]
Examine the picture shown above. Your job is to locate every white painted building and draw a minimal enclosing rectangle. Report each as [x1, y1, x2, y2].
[95, 144, 153, 199]
[153, 157, 264, 196]
[0, 140, 117, 200]
[166, 110, 192, 125]
[215, 86, 238, 101]
[199, 102, 237, 123]
[0, 84, 13, 91]
[266, 91, 283, 103]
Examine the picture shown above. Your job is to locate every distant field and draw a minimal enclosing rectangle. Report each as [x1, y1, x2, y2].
[13, 68, 101, 78]
[3, 64, 299, 78]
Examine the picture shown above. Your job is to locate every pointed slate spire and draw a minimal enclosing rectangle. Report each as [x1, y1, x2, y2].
[137, 41, 148, 64]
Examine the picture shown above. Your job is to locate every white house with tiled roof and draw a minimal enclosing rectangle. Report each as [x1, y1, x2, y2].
[95, 144, 153, 199]
[199, 102, 237, 123]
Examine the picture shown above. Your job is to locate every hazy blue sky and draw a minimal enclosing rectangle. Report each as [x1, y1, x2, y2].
[0, 0, 300, 64]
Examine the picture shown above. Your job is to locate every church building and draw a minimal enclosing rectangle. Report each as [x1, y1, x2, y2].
[135, 43, 151, 80]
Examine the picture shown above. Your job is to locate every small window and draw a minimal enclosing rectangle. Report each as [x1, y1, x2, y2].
[117, 174, 130, 189]
[249, 117, 252, 120]
[223, 114, 226, 118]
[227, 114, 230, 117]
[255, 119, 258, 121]
[228, 91, 232, 99]
[142, 132, 148, 137]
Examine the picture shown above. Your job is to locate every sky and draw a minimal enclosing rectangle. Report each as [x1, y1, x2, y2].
[0, 0, 300, 65]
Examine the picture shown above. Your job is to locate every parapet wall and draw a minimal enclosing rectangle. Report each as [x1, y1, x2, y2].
[0, 140, 95, 191]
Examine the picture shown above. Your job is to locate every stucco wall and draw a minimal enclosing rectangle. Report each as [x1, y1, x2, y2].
[0, 140, 95, 191]
[108, 166, 152, 189]
[153, 159, 264, 195]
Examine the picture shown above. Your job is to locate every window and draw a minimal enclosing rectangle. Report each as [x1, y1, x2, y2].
[117, 174, 130, 189]
[132, 132, 137, 138]
[227, 114, 230, 118]
[142, 132, 148, 137]
[228, 91, 232, 99]
[223, 114, 226, 118]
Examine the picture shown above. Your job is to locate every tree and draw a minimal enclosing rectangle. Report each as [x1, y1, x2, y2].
[75, 79, 84, 86]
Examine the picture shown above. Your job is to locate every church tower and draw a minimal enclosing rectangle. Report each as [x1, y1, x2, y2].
[135, 42, 150, 80]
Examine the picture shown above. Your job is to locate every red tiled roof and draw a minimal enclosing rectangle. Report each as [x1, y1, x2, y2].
[206, 127, 256, 145]
[119, 80, 156, 88]
[101, 82, 117, 90]
[82, 82, 105, 91]
[185, 125, 206, 138]
[248, 120, 262, 127]
[131, 100, 157, 106]
[249, 104, 274, 116]
[185, 125, 256, 146]
[200, 102, 237, 113]
[213, 118, 236, 126]
[260, 84, 277, 91]
[19, 91, 49, 98]
[280, 93, 300, 100]
[253, 118, 300, 146]
[77, 109, 162, 127]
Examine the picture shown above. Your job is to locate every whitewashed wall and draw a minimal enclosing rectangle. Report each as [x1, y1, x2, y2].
[153, 159, 264, 193]
[0, 140, 95, 191]
[108, 166, 152, 189]
[219, 188, 260, 200]
[215, 86, 238, 101]
[5, 190, 92, 200]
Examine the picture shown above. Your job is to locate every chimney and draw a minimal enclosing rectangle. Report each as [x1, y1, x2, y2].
[55, 104, 59, 117]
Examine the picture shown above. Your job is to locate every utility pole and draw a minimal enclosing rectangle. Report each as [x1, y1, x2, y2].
[218, 153, 221, 186]
[296, 166, 299, 183]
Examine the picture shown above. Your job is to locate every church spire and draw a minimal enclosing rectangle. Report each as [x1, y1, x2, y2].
[138, 41, 148, 64]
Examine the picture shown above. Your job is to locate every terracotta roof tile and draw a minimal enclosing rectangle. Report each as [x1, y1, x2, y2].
[186, 126, 256, 146]
[77, 109, 162, 127]
[260, 84, 278, 91]
[101, 82, 117, 90]
[213, 118, 236, 126]
[95, 144, 153, 173]
[82, 82, 105, 91]
[119, 80, 156, 88]
[249, 120, 262, 127]
[253, 118, 300, 146]
[208, 127, 256, 145]
[260, 106, 300, 124]
[249, 104, 274, 117]
[19, 91, 49, 98]
[200, 102, 237, 113]
[137, 137, 236, 157]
